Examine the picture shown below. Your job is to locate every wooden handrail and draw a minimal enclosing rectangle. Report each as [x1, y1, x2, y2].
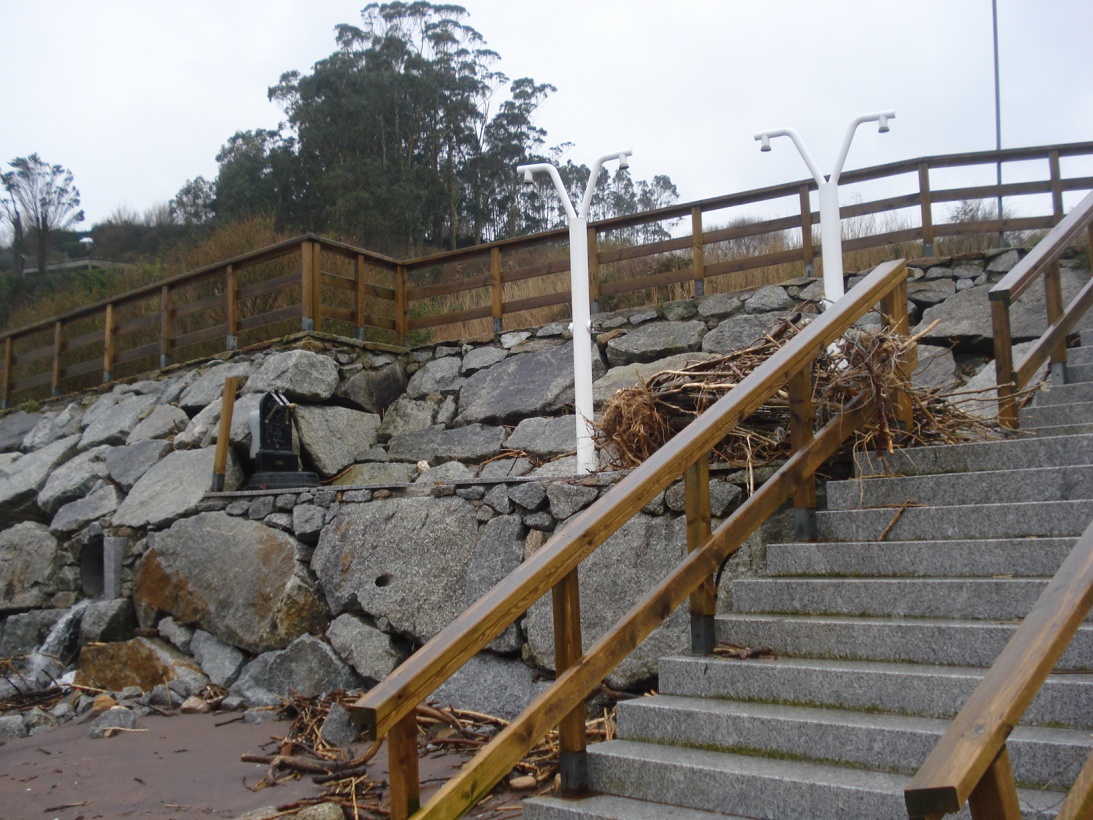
[989, 190, 1093, 427]
[904, 517, 1093, 818]
[3, 141, 1093, 407]
[352, 258, 912, 819]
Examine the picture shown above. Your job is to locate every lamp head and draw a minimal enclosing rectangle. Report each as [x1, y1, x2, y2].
[519, 167, 534, 186]
[618, 153, 630, 170]
[877, 114, 891, 133]
[758, 134, 772, 152]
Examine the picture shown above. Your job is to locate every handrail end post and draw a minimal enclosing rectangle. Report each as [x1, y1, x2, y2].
[904, 785, 962, 819]
[559, 748, 589, 795]
[690, 613, 716, 656]
[349, 704, 379, 741]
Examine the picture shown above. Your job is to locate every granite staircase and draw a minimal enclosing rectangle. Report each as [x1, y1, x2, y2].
[525, 342, 1093, 819]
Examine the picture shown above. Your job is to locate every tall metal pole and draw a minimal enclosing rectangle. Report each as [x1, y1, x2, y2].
[992, 0, 1005, 238]
[517, 150, 633, 474]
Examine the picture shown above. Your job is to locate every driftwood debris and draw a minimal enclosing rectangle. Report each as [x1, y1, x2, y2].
[595, 316, 1004, 471]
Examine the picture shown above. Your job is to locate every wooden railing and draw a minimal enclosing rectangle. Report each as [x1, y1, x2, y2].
[350, 258, 914, 819]
[3, 140, 1091, 407]
[903, 518, 1093, 819]
[990, 190, 1093, 427]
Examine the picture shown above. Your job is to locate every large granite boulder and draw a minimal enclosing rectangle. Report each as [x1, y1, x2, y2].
[701, 314, 782, 354]
[593, 352, 718, 406]
[0, 411, 42, 452]
[0, 522, 65, 612]
[337, 361, 407, 414]
[432, 653, 549, 721]
[377, 396, 438, 441]
[134, 512, 329, 654]
[79, 393, 159, 450]
[113, 447, 242, 529]
[332, 462, 416, 486]
[22, 404, 82, 451]
[456, 342, 605, 425]
[37, 445, 111, 515]
[387, 424, 507, 466]
[127, 405, 189, 444]
[76, 637, 206, 692]
[524, 512, 689, 688]
[179, 362, 252, 410]
[245, 350, 339, 401]
[505, 417, 578, 459]
[325, 613, 404, 683]
[0, 435, 81, 527]
[104, 439, 171, 491]
[312, 499, 523, 648]
[50, 484, 121, 534]
[605, 320, 707, 367]
[229, 634, 361, 707]
[406, 356, 462, 398]
[294, 406, 381, 476]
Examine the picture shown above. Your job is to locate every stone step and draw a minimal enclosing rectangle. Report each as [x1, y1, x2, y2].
[766, 537, 1075, 578]
[576, 740, 1061, 819]
[525, 794, 746, 820]
[1020, 400, 1093, 430]
[714, 613, 1093, 671]
[1064, 362, 1093, 382]
[854, 433, 1093, 477]
[731, 578, 1063, 620]
[1019, 420, 1093, 437]
[615, 696, 1093, 788]
[657, 655, 1093, 729]
[816, 499, 1093, 542]
[1031, 380, 1093, 406]
[827, 464, 1093, 510]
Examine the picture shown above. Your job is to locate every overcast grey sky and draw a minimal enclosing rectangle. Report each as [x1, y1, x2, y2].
[2, 0, 1091, 229]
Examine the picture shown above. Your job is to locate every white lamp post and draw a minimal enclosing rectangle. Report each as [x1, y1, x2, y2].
[517, 150, 633, 474]
[754, 111, 895, 302]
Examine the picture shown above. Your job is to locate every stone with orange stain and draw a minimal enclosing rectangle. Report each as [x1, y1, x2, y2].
[76, 638, 206, 692]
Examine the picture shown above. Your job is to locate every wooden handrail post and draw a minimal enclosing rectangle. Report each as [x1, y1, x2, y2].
[879, 276, 915, 434]
[388, 709, 421, 820]
[967, 744, 1021, 820]
[102, 304, 116, 384]
[684, 457, 716, 654]
[211, 376, 237, 492]
[1050, 149, 1064, 225]
[991, 299, 1018, 429]
[355, 254, 367, 340]
[1, 337, 12, 409]
[692, 206, 706, 296]
[160, 285, 173, 368]
[587, 225, 600, 314]
[51, 321, 64, 397]
[490, 247, 503, 335]
[301, 239, 317, 332]
[919, 162, 935, 257]
[394, 265, 408, 347]
[552, 568, 588, 794]
[798, 187, 814, 278]
[225, 264, 238, 350]
[787, 367, 817, 541]
[1044, 259, 1068, 380]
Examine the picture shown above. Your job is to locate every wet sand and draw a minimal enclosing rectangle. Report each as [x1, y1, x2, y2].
[0, 710, 514, 819]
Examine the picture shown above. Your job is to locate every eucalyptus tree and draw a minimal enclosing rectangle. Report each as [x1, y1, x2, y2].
[1, 154, 84, 275]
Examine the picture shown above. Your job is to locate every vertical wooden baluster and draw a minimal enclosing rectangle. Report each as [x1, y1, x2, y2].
[684, 457, 715, 654]
[1044, 259, 1067, 381]
[798, 187, 814, 278]
[160, 285, 173, 368]
[355, 254, 367, 340]
[587, 225, 600, 315]
[968, 744, 1021, 820]
[787, 367, 817, 541]
[388, 710, 420, 820]
[552, 568, 588, 794]
[2, 337, 12, 409]
[1049, 149, 1064, 226]
[394, 265, 408, 347]
[490, 247, 503, 335]
[692, 206, 706, 297]
[225, 264, 238, 350]
[919, 162, 935, 257]
[301, 239, 316, 332]
[311, 242, 323, 333]
[103, 304, 116, 385]
[879, 276, 914, 434]
[992, 298, 1018, 429]
[51, 321, 64, 396]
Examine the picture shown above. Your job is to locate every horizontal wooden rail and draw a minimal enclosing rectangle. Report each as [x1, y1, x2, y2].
[352, 258, 911, 819]
[3, 141, 1093, 405]
[989, 190, 1093, 427]
[904, 516, 1093, 818]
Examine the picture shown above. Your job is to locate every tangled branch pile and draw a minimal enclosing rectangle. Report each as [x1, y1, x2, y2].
[595, 315, 1001, 470]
